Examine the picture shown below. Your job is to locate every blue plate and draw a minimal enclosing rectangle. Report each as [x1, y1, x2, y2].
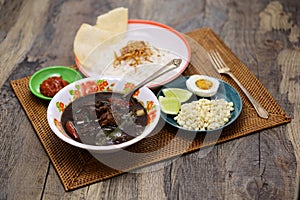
[157, 76, 242, 133]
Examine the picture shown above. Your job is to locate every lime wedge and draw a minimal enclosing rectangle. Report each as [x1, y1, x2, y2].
[162, 88, 192, 103]
[159, 96, 180, 115]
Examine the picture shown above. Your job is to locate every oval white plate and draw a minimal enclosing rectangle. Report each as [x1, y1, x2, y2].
[75, 19, 191, 88]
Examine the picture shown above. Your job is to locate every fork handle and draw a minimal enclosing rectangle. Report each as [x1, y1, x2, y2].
[226, 72, 269, 119]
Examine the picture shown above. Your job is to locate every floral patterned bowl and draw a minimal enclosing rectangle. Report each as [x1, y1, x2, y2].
[47, 76, 160, 153]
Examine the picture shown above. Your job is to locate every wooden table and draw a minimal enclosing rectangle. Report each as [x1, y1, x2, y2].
[1, 0, 299, 199]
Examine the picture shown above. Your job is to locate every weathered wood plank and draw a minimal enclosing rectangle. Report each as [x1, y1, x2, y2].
[0, 0, 51, 87]
[0, 64, 50, 199]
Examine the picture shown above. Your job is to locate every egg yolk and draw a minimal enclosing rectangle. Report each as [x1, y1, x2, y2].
[195, 79, 213, 90]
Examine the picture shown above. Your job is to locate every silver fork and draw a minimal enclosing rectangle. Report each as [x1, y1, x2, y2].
[208, 49, 269, 119]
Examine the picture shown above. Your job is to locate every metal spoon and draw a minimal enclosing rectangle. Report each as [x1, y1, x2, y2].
[122, 58, 182, 99]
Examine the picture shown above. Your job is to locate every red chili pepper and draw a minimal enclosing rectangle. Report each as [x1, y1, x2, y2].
[65, 121, 80, 142]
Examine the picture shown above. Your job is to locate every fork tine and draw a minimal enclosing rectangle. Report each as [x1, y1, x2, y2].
[213, 50, 229, 69]
[208, 50, 221, 71]
[211, 50, 222, 69]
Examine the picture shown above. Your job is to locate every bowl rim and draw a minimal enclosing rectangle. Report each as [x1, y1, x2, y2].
[47, 76, 161, 151]
[29, 66, 83, 101]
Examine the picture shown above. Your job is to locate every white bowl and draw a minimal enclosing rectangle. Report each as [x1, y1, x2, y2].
[47, 76, 160, 153]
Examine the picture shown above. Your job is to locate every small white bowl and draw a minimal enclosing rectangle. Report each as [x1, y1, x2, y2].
[47, 76, 160, 153]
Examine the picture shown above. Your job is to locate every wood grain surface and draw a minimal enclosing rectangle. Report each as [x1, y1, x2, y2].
[0, 0, 299, 199]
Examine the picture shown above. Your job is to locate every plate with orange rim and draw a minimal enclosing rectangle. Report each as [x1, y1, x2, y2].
[75, 19, 191, 88]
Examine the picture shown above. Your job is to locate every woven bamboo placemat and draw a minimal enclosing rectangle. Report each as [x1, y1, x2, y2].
[11, 28, 290, 191]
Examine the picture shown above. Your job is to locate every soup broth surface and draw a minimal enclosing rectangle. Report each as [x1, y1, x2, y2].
[61, 92, 147, 146]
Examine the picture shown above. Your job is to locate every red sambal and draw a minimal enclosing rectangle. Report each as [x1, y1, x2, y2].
[40, 76, 69, 97]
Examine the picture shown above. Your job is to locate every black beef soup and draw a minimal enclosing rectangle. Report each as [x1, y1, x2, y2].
[61, 92, 148, 146]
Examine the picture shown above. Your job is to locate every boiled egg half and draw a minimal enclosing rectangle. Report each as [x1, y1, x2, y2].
[186, 75, 220, 97]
